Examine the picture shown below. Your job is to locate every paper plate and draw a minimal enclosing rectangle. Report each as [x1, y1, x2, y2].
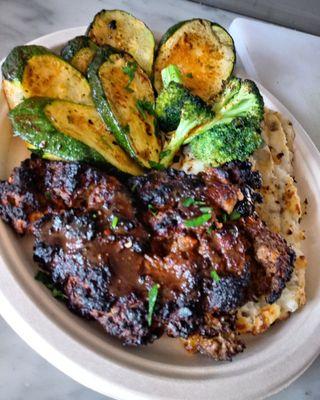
[0, 27, 320, 400]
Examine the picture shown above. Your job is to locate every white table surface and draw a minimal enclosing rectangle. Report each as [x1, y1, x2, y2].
[0, 0, 319, 399]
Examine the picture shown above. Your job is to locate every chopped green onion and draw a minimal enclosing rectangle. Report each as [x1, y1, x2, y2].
[210, 270, 221, 283]
[184, 213, 211, 227]
[185, 72, 193, 78]
[44, 191, 52, 200]
[111, 215, 119, 229]
[149, 160, 165, 170]
[207, 223, 216, 234]
[182, 197, 195, 207]
[148, 204, 157, 216]
[199, 206, 212, 213]
[218, 212, 228, 224]
[194, 200, 206, 206]
[147, 283, 160, 326]
[35, 271, 67, 301]
[229, 210, 242, 221]
[161, 64, 182, 87]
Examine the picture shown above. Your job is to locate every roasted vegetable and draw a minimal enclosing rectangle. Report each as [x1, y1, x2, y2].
[154, 19, 235, 102]
[189, 122, 263, 166]
[156, 65, 195, 132]
[87, 9, 155, 76]
[60, 36, 98, 74]
[88, 48, 160, 168]
[9, 98, 143, 175]
[157, 66, 213, 167]
[187, 78, 264, 165]
[2, 45, 93, 109]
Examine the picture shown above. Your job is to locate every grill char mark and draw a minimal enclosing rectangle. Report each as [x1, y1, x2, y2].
[0, 158, 295, 359]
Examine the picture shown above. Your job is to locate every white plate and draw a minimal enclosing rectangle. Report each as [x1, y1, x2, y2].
[0, 27, 320, 400]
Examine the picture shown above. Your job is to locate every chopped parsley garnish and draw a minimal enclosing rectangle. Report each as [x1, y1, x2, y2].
[149, 160, 165, 170]
[136, 99, 156, 120]
[44, 191, 52, 200]
[199, 206, 212, 213]
[147, 283, 160, 326]
[35, 271, 67, 301]
[111, 215, 119, 229]
[148, 204, 157, 216]
[194, 200, 206, 206]
[210, 270, 221, 283]
[122, 61, 137, 92]
[218, 212, 228, 224]
[229, 210, 242, 221]
[184, 212, 211, 227]
[182, 198, 206, 207]
[185, 72, 193, 78]
[182, 197, 195, 207]
[207, 223, 216, 234]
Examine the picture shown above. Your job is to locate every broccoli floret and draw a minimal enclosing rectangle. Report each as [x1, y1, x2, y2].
[185, 77, 264, 165]
[186, 77, 264, 143]
[156, 81, 192, 132]
[189, 120, 263, 166]
[159, 86, 213, 167]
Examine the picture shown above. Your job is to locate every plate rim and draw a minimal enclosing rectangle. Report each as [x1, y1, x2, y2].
[0, 26, 320, 400]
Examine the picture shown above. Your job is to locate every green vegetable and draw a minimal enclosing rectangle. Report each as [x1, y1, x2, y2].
[154, 19, 235, 102]
[187, 77, 264, 165]
[189, 123, 263, 166]
[207, 224, 216, 234]
[148, 204, 157, 216]
[111, 215, 119, 229]
[229, 210, 241, 221]
[210, 270, 221, 283]
[149, 161, 165, 170]
[161, 64, 182, 88]
[87, 48, 161, 168]
[136, 99, 156, 120]
[60, 35, 98, 75]
[1, 45, 93, 109]
[158, 84, 213, 166]
[155, 79, 195, 132]
[184, 212, 212, 227]
[199, 206, 212, 213]
[9, 98, 143, 175]
[156, 65, 213, 166]
[218, 212, 228, 224]
[182, 197, 195, 207]
[122, 60, 137, 91]
[35, 270, 67, 301]
[87, 9, 155, 76]
[147, 283, 160, 326]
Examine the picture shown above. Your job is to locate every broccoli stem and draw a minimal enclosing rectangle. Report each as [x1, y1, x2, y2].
[161, 64, 182, 88]
[160, 119, 198, 167]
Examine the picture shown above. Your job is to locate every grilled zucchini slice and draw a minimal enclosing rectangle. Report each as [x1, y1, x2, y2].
[154, 19, 235, 102]
[87, 9, 155, 76]
[88, 48, 160, 169]
[9, 98, 143, 175]
[60, 36, 98, 75]
[2, 45, 93, 109]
